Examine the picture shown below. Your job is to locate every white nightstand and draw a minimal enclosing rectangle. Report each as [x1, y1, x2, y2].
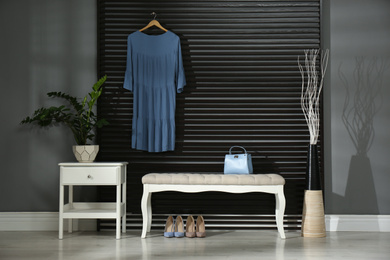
[58, 162, 128, 239]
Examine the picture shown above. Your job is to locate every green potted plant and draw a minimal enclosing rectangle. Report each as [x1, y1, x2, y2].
[21, 75, 109, 162]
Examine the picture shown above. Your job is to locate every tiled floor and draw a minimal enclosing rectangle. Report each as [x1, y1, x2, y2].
[0, 230, 389, 260]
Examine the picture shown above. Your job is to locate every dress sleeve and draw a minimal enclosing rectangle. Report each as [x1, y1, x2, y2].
[176, 39, 186, 93]
[123, 35, 133, 92]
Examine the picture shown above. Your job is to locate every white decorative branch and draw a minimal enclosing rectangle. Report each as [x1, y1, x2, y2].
[298, 49, 329, 145]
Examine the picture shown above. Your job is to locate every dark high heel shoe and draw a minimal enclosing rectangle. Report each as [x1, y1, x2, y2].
[196, 215, 206, 238]
[174, 216, 185, 238]
[185, 215, 196, 238]
[164, 216, 174, 238]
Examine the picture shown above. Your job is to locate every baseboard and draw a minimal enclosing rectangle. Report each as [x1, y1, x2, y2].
[0, 212, 96, 231]
[325, 215, 390, 232]
[1, 212, 389, 232]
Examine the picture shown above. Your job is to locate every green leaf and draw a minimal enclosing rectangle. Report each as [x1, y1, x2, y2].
[93, 75, 107, 91]
[96, 118, 109, 128]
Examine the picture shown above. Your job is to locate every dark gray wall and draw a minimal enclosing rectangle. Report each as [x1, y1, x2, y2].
[0, 0, 97, 211]
[1, 0, 389, 215]
[324, 0, 390, 214]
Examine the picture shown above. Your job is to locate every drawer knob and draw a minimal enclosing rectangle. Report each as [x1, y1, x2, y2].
[88, 175, 92, 179]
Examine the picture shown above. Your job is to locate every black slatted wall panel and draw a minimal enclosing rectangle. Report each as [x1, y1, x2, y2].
[97, 0, 322, 230]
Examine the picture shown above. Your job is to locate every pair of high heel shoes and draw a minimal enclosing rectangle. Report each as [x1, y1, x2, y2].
[164, 215, 206, 238]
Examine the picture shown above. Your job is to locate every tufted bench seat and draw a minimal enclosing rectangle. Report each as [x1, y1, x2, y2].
[141, 173, 286, 239]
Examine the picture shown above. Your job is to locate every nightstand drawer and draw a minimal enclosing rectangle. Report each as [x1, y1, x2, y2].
[61, 167, 118, 185]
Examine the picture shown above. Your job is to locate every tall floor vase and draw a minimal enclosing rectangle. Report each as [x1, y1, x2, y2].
[301, 144, 326, 237]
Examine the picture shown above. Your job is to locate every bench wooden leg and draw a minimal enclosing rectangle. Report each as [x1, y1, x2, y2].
[141, 184, 151, 238]
[275, 186, 286, 239]
[147, 193, 152, 232]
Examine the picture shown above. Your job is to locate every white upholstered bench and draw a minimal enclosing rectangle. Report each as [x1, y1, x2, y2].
[141, 173, 286, 239]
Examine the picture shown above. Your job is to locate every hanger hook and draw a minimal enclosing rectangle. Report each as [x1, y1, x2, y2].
[151, 12, 157, 20]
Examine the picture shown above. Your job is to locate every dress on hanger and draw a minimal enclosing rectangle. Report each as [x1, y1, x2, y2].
[123, 30, 186, 152]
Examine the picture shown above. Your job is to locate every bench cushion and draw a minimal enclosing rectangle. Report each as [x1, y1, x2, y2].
[142, 173, 285, 185]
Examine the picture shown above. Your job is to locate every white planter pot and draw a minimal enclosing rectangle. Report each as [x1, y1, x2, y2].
[72, 145, 99, 163]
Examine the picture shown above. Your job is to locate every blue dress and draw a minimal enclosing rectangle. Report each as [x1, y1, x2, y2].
[123, 30, 186, 152]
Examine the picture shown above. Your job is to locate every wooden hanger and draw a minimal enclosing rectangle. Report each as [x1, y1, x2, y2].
[139, 12, 168, 32]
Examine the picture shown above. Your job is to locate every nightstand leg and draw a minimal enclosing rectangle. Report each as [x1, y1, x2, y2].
[122, 180, 126, 234]
[68, 185, 73, 233]
[116, 184, 120, 239]
[59, 185, 64, 239]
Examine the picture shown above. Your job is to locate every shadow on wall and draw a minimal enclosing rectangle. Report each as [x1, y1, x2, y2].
[335, 57, 389, 214]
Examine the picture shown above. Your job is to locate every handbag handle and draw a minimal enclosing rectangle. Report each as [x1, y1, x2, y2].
[229, 146, 247, 155]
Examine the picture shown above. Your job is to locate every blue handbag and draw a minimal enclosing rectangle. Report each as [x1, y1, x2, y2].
[224, 146, 253, 174]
